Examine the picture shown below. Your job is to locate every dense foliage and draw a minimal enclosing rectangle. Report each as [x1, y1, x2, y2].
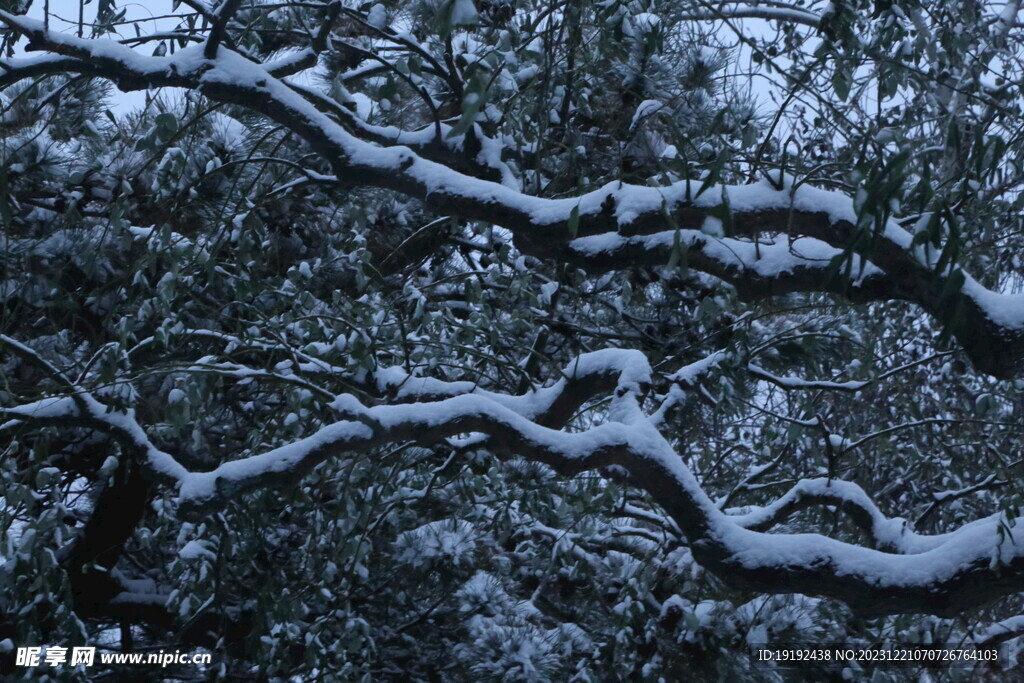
[3, 0, 1024, 680]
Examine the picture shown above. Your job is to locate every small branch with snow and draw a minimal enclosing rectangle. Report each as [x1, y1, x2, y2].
[916, 474, 1010, 527]
[681, 1, 823, 29]
[747, 363, 868, 392]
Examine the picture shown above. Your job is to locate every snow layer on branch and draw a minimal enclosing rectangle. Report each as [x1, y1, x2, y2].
[373, 348, 650, 418]
[975, 615, 1024, 643]
[1, 395, 78, 421]
[139, 342, 1024, 598]
[748, 364, 868, 391]
[85, 399, 191, 481]
[564, 347, 651, 388]
[570, 230, 883, 283]
[668, 351, 727, 385]
[715, 513, 1021, 588]
[726, 478, 909, 547]
[521, 177, 864, 231]
[109, 592, 172, 606]
[962, 276, 1024, 330]
[177, 420, 374, 501]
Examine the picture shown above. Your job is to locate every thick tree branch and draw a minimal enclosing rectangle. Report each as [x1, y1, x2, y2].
[2, 12, 1022, 377]
[7, 332, 1024, 618]
[95, 347, 1017, 619]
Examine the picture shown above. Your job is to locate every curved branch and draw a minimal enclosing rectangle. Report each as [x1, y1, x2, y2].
[172, 386, 1024, 618]
[1, 11, 1021, 377]
[154, 350, 1024, 619]
[681, 3, 822, 29]
[917, 475, 1010, 527]
[725, 477, 912, 552]
[0, 334, 88, 411]
[9, 332, 1024, 618]
[976, 615, 1024, 647]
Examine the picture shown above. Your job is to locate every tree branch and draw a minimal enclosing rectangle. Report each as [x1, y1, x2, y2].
[204, 0, 243, 59]
[145, 349, 1024, 618]
[2, 11, 1022, 377]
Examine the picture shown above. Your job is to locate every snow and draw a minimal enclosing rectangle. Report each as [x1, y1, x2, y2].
[976, 615, 1024, 644]
[176, 420, 375, 502]
[371, 348, 650, 421]
[110, 592, 172, 606]
[367, 4, 387, 29]
[179, 540, 216, 561]
[571, 229, 883, 288]
[630, 12, 661, 35]
[669, 351, 727, 385]
[1, 395, 78, 421]
[715, 510, 1022, 589]
[630, 99, 665, 131]
[749, 363, 868, 391]
[448, 0, 479, 26]
[932, 474, 999, 502]
[962, 275, 1024, 330]
[394, 519, 477, 566]
[81, 398, 191, 481]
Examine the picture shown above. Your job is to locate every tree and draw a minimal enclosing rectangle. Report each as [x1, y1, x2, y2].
[2, 0, 1024, 678]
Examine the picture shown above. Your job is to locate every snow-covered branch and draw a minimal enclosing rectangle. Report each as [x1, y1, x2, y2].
[32, 344, 1013, 618]
[680, 1, 823, 28]
[2, 11, 1024, 378]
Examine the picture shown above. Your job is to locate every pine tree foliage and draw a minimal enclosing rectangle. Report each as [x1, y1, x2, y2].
[2, 0, 1024, 680]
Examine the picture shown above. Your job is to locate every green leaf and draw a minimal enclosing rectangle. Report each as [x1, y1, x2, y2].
[832, 69, 851, 101]
[567, 204, 580, 238]
[695, 149, 730, 198]
[447, 72, 489, 139]
[667, 228, 688, 275]
[154, 112, 178, 136]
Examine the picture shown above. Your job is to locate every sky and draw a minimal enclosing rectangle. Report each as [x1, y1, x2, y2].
[23, 0, 181, 113]
[17, 0, 801, 118]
